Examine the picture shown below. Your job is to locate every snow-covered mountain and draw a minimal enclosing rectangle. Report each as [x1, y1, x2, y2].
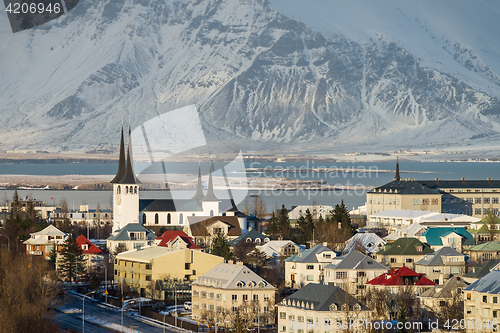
[0, 0, 500, 154]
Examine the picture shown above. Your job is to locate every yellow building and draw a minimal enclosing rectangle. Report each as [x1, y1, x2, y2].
[114, 246, 224, 297]
[463, 270, 500, 333]
[191, 263, 276, 327]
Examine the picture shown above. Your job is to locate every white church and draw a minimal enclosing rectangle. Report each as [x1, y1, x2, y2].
[110, 127, 248, 234]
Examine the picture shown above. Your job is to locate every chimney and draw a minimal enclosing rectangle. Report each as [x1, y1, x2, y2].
[488, 177, 492, 181]
[435, 178, 439, 181]
[461, 177, 466, 181]
[323, 242, 328, 247]
[236, 261, 244, 266]
[390, 268, 394, 277]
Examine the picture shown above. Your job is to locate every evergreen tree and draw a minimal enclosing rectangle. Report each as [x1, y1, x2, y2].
[210, 232, 233, 261]
[266, 211, 280, 239]
[58, 235, 86, 282]
[332, 200, 355, 237]
[277, 205, 293, 241]
[297, 209, 314, 245]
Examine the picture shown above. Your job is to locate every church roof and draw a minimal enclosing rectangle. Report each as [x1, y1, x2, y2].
[139, 199, 203, 212]
[118, 128, 140, 184]
[191, 165, 205, 201]
[203, 165, 219, 201]
[110, 127, 126, 183]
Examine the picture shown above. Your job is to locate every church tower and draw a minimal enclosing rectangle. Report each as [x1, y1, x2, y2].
[393, 157, 402, 182]
[202, 164, 220, 216]
[111, 127, 140, 232]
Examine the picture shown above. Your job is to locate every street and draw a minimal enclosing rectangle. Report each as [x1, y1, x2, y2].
[54, 293, 179, 333]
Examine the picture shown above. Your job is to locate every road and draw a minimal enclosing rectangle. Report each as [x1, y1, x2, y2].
[54, 293, 178, 333]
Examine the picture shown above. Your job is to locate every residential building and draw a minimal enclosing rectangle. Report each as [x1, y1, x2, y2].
[414, 247, 466, 284]
[191, 263, 276, 325]
[374, 237, 434, 269]
[277, 283, 371, 333]
[284, 244, 338, 288]
[418, 227, 474, 252]
[468, 216, 500, 243]
[255, 240, 304, 259]
[76, 235, 108, 273]
[106, 223, 156, 253]
[155, 230, 200, 250]
[463, 241, 500, 262]
[384, 222, 428, 242]
[463, 270, 500, 332]
[24, 225, 67, 258]
[419, 276, 469, 310]
[323, 250, 388, 295]
[184, 216, 242, 248]
[366, 266, 436, 295]
[463, 259, 500, 283]
[228, 229, 271, 247]
[288, 205, 334, 220]
[343, 233, 386, 255]
[114, 246, 224, 298]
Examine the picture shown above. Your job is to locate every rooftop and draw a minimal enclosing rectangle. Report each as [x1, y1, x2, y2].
[377, 237, 434, 256]
[192, 263, 275, 290]
[464, 270, 500, 294]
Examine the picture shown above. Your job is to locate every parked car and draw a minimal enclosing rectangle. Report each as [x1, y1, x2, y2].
[184, 301, 192, 310]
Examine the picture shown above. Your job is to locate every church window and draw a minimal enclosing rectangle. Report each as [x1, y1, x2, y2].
[179, 213, 183, 225]
[117, 186, 121, 194]
[134, 186, 138, 194]
[155, 213, 159, 224]
[125, 186, 129, 194]
[210, 210, 214, 217]
[142, 213, 146, 225]
[167, 213, 171, 224]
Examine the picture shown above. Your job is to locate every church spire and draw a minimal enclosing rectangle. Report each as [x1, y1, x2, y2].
[203, 163, 219, 201]
[119, 127, 140, 184]
[191, 164, 205, 201]
[111, 126, 126, 183]
[394, 157, 401, 181]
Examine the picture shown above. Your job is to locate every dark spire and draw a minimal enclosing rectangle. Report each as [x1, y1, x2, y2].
[119, 127, 140, 184]
[191, 164, 205, 201]
[111, 126, 126, 183]
[203, 163, 219, 201]
[394, 157, 401, 181]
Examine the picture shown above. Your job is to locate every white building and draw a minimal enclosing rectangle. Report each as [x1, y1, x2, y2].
[110, 127, 246, 233]
[414, 247, 466, 284]
[255, 240, 305, 259]
[343, 233, 386, 254]
[288, 205, 334, 220]
[284, 244, 337, 288]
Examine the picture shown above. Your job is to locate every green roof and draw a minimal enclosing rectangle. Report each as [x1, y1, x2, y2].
[377, 237, 434, 256]
[468, 225, 500, 234]
[421, 227, 474, 246]
[464, 241, 500, 252]
[464, 259, 500, 279]
[474, 216, 500, 225]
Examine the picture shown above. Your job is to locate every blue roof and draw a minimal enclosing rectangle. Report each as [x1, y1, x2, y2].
[421, 227, 474, 246]
[228, 229, 271, 246]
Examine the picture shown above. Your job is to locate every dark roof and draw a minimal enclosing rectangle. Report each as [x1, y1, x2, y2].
[285, 244, 334, 263]
[420, 276, 469, 299]
[140, 199, 203, 212]
[189, 216, 242, 237]
[377, 237, 434, 256]
[107, 223, 156, 241]
[203, 165, 219, 201]
[415, 247, 464, 266]
[464, 259, 500, 279]
[111, 127, 126, 184]
[370, 181, 440, 195]
[282, 283, 370, 312]
[118, 128, 140, 184]
[324, 250, 387, 270]
[419, 179, 500, 189]
[191, 165, 205, 201]
[229, 229, 271, 246]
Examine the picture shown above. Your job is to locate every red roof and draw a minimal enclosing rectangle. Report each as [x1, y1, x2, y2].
[157, 231, 200, 249]
[366, 266, 435, 286]
[76, 235, 106, 254]
[415, 276, 437, 286]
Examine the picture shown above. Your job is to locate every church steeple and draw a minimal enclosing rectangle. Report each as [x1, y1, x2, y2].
[111, 126, 126, 183]
[119, 127, 139, 184]
[203, 163, 219, 201]
[191, 164, 205, 201]
[394, 157, 401, 181]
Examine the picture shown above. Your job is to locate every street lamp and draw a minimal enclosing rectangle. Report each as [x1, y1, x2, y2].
[163, 312, 168, 333]
[96, 263, 108, 304]
[82, 290, 96, 333]
[173, 285, 178, 327]
[0, 234, 10, 252]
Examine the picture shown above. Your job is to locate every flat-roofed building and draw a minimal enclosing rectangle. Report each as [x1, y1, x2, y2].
[114, 246, 224, 298]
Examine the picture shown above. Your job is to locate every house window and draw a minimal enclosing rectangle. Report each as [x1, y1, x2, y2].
[264, 294, 270, 301]
[483, 296, 488, 303]
[142, 213, 147, 224]
[280, 312, 286, 319]
[155, 213, 159, 224]
[357, 271, 365, 278]
[476, 198, 482, 204]
[467, 307, 472, 315]
[243, 295, 248, 301]
[494, 310, 498, 318]
[485, 198, 491, 204]
[483, 309, 489, 317]
[336, 272, 347, 279]
[185, 263, 190, 270]
[493, 198, 499, 204]
[417, 246, 422, 252]
[494, 297, 498, 304]
[253, 294, 258, 301]
[232, 295, 237, 301]
[307, 265, 314, 270]
[307, 275, 314, 281]
[475, 208, 482, 215]
[179, 213, 183, 225]
[406, 258, 414, 263]
[146, 275, 151, 281]
[466, 293, 471, 300]
[390, 258, 396, 263]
